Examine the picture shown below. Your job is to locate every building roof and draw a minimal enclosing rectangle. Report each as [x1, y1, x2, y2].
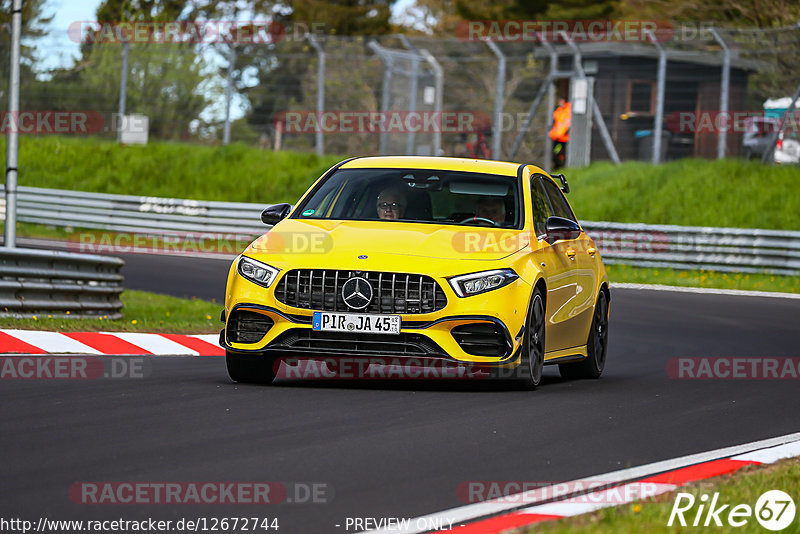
[533, 42, 764, 72]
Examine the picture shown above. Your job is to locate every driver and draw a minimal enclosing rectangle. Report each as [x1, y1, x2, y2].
[376, 187, 407, 220]
[476, 196, 506, 225]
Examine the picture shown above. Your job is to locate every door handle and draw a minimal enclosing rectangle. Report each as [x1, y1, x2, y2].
[566, 248, 576, 259]
[587, 247, 597, 256]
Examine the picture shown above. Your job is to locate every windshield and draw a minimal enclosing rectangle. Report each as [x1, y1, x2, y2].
[293, 168, 522, 228]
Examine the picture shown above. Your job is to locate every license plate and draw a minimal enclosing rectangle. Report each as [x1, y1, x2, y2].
[312, 312, 401, 335]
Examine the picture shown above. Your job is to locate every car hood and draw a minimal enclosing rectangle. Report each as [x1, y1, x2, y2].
[242, 219, 529, 266]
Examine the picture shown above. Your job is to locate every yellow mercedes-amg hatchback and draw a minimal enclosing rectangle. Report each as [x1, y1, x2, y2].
[221, 156, 609, 388]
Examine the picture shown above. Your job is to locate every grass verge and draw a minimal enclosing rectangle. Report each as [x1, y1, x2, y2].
[606, 264, 800, 294]
[522, 457, 800, 534]
[6, 137, 799, 230]
[2, 136, 342, 204]
[0, 290, 221, 333]
[566, 158, 799, 230]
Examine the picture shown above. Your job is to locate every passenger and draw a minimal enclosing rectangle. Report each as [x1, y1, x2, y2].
[376, 187, 407, 220]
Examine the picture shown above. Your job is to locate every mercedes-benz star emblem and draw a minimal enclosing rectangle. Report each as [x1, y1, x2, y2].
[341, 276, 373, 310]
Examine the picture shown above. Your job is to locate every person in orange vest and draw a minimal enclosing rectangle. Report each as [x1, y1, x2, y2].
[549, 96, 571, 169]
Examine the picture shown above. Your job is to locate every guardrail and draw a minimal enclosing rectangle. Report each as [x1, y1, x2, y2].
[0, 247, 124, 318]
[2, 185, 268, 236]
[583, 221, 800, 276]
[3, 186, 798, 276]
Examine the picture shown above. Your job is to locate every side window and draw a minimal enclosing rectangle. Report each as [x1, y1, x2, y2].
[530, 177, 554, 237]
[541, 178, 577, 222]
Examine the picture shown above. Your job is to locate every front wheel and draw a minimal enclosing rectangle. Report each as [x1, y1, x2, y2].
[559, 290, 609, 380]
[226, 351, 277, 384]
[519, 288, 545, 390]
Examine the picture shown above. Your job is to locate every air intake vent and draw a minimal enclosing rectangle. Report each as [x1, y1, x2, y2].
[226, 310, 274, 344]
[451, 323, 509, 357]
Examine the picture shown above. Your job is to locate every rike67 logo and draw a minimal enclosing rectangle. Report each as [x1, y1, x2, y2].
[668, 490, 796, 531]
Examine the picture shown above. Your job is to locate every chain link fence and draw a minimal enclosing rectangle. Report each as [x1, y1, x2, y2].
[9, 23, 800, 165]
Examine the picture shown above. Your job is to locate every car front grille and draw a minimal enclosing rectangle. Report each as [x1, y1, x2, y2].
[275, 269, 447, 314]
[271, 329, 446, 357]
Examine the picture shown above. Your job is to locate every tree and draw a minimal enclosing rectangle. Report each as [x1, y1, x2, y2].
[234, 0, 399, 145]
[0, 0, 52, 107]
[613, 0, 800, 28]
[287, 0, 397, 35]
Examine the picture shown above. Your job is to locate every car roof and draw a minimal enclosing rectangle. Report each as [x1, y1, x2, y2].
[339, 156, 546, 178]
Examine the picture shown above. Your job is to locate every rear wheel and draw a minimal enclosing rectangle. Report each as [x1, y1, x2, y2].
[519, 288, 545, 390]
[226, 351, 277, 384]
[559, 290, 608, 380]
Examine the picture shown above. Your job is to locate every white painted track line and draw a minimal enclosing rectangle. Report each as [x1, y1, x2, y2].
[359, 431, 800, 533]
[731, 440, 800, 464]
[611, 283, 800, 300]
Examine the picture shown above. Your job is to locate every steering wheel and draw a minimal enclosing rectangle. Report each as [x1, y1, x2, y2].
[459, 216, 501, 227]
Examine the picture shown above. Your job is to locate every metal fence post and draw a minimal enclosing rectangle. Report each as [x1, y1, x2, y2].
[646, 30, 667, 165]
[710, 28, 730, 160]
[509, 77, 552, 160]
[407, 56, 419, 155]
[223, 45, 235, 146]
[561, 32, 620, 165]
[420, 49, 443, 156]
[117, 40, 129, 143]
[307, 34, 325, 157]
[545, 71, 555, 170]
[369, 41, 392, 155]
[486, 41, 506, 160]
[398, 36, 420, 155]
[509, 33, 556, 161]
[4, 0, 22, 248]
[380, 56, 393, 156]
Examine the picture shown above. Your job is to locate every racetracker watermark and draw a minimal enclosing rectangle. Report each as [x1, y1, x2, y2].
[667, 111, 800, 134]
[457, 20, 673, 42]
[276, 358, 507, 380]
[69, 482, 331, 505]
[667, 358, 800, 379]
[0, 357, 150, 380]
[0, 111, 105, 135]
[68, 21, 326, 44]
[456, 480, 664, 504]
[449, 230, 666, 255]
[68, 232, 259, 256]
[275, 111, 491, 134]
[0, 112, 145, 135]
[590, 230, 669, 254]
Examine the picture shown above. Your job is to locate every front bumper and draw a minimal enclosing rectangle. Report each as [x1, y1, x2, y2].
[223, 260, 535, 367]
[220, 304, 524, 368]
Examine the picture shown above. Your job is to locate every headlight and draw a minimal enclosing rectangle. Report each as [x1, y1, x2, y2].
[237, 256, 280, 288]
[448, 269, 519, 297]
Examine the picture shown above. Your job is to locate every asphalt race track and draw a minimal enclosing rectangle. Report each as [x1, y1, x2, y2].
[2, 252, 799, 533]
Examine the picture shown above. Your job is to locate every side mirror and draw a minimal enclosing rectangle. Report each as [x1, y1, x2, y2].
[545, 216, 581, 243]
[551, 173, 570, 193]
[261, 203, 291, 225]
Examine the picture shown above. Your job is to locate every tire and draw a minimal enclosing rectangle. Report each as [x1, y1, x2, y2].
[559, 290, 609, 380]
[519, 288, 545, 390]
[226, 351, 277, 384]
